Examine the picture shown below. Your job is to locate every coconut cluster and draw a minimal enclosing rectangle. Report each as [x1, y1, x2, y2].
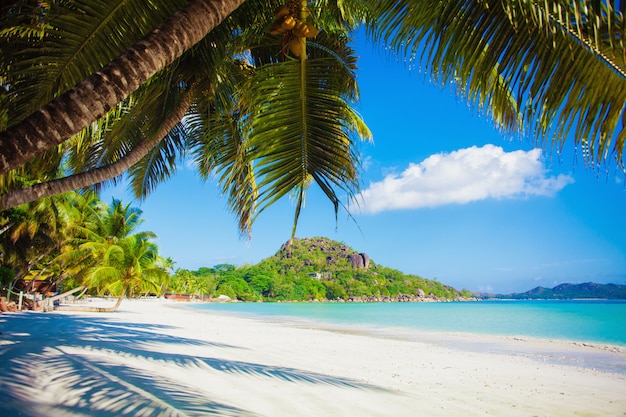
[269, 2, 319, 57]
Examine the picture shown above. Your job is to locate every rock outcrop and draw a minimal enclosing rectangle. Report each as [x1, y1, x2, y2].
[278, 237, 370, 270]
[347, 253, 370, 269]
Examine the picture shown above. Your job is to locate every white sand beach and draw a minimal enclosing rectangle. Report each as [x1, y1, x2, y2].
[1, 298, 625, 416]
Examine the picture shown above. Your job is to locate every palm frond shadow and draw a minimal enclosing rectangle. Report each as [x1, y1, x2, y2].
[0, 312, 393, 416]
[2, 348, 249, 417]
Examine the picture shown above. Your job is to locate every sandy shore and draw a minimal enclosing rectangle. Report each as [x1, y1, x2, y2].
[1, 298, 625, 416]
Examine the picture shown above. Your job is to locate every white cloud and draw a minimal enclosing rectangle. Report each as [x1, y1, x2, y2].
[357, 144, 574, 214]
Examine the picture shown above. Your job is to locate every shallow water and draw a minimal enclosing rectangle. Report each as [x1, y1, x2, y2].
[191, 300, 626, 346]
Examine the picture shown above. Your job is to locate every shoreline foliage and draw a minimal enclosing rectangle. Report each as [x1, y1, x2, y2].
[0, 191, 169, 309]
[166, 237, 472, 302]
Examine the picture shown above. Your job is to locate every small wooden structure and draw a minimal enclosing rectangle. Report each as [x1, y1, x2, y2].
[15, 278, 58, 295]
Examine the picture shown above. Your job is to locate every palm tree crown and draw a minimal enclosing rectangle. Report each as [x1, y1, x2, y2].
[1, 0, 624, 239]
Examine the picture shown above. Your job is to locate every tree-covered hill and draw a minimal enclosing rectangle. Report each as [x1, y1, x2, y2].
[169, 237, 473, 302]
[488, 282, 626, 300]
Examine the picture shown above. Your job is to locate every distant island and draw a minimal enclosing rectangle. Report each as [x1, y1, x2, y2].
[484, 282, 626, 300]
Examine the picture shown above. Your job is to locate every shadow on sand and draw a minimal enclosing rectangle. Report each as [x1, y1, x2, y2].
[0, 311, 391, 416]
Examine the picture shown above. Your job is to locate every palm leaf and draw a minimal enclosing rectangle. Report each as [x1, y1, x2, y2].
[505, 0, 626, 76]
[368, 0, 626, 166]
[194, 108, 259, 237]
[187, 54, 260, 237]
[241, 54, 371, 237]
[1, 0, 187, 122]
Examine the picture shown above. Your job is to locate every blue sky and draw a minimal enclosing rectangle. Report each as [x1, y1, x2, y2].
[103, 31, 626, 294]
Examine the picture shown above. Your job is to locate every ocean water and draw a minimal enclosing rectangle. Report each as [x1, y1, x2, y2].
[191, 300, 626, 346]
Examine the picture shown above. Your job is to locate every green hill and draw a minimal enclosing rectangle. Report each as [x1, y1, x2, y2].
[489, 282, 626, 300]
[170, 236, 472, 302]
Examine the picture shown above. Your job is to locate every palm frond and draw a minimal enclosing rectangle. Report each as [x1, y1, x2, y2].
[194, 109, 259, 237]
[63, 98, 134, 177]
[505, 0, 626, 77]
[368, 0, 626, 165]
[241, 55, 371, 237]
[1, 0, 186, 123]
[187, 55, 259, 236]
[123, 79, 191, 199]
[127, 122, 188, 198]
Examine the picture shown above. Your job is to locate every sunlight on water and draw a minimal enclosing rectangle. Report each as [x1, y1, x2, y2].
[193, 300, 626, 346]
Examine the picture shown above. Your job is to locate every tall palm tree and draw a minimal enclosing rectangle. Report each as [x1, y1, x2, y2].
[1, 0, 625, 237]
[0, 0, 248, 174]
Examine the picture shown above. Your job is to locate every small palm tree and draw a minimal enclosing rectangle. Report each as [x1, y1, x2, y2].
[56, 197, 167, 311]
[75, 234, 168, 312]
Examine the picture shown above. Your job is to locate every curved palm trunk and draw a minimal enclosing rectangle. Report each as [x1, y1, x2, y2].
[0, 0, 246, 175]
[54, 291, 126, 313]
[40, 286, 85, 311]
[0, 96, 191, 210]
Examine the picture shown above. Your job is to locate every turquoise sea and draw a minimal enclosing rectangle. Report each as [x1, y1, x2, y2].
[192, 300, 626, 346]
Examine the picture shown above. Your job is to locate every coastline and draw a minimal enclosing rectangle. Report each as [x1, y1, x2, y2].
[1, 298, 625, 416]
[188, 297, 626, 349]
[187, 301, 626, 376]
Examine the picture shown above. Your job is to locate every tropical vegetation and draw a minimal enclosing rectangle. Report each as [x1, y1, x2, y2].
[166, 237, 471, 301]
[1, 1, 625, 238]
[0, 192, 169, 310]
[1, 1, 625, 305]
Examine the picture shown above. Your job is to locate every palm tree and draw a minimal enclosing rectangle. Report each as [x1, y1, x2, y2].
[0, 0, 240, 208]
[1, 0, 372, 237]
[1, 0, 625, 237]
[0, 94, 192, 210]
[0, 193, 76, 285]
[57, 234, 167, 312]
[56, 197, 167, 311]
[0, 190, 108, 310]
[0, 0, 248, 174]
[0, 187, 169, 310]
